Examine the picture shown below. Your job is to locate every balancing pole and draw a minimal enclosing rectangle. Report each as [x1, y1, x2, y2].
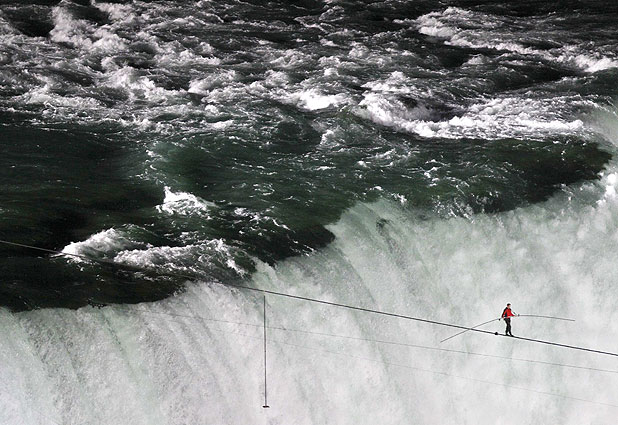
[441, 314, 575, 343]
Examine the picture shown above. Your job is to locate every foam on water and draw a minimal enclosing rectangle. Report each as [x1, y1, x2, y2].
[60, 224, 244, 278]
[356, 92, 435, 128]
[104, 67, 178, 103]
[93, 1, 135, 23]
[50, 5, 127, 53]
[18, 83, 103, 112]
[188, 71, 238, 96]
[290, 89, 348, 111]
[61, 228, 143, 262]
[156, 187, 216, 218]
[414, 7, 618, 74]
[114, 240, 244, 276]
[356, 92, 588, 140]
[1, 0, 612, 145]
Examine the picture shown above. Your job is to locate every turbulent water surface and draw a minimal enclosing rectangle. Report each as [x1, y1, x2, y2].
[1, 0, 618, 424]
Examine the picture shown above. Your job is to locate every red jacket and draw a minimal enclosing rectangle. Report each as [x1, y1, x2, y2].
[502, 307, 515, 318]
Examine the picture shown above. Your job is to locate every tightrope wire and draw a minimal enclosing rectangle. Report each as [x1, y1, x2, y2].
[116, 306, 618, 375]
[2, 238, 618, 358]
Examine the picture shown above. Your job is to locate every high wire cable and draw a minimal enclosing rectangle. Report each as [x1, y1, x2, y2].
[2, 238, 618, 358]
[267, 324, 618, 375]
[118, 306, 618, 375]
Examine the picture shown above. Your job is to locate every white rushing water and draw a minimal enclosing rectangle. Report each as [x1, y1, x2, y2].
[2, 110, 618, 424]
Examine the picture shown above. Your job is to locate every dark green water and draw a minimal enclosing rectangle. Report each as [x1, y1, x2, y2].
[1, 0, 616, 310]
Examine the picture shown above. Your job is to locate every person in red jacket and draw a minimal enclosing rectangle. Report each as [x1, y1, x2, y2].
[501, 303, 517, 336]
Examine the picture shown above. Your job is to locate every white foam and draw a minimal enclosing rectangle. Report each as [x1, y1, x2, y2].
[113, 237, 244, 276]
[233, 207, 291, 231]
[319, 129, 339, 148]
[349, 44, 370, 59]
[317, 55, 344, 68]
[599, 172, 618, 202]
[155, 44, 221, 67]
[569, 54, 618, 73]
[19, 84, 102, 110]
[291, 89, 347, 111]
[588, 103, 618, 146]
[466, 55, 488, 65]
[416, 15, 456, 38]
[103, 67, 179, 102]
[320, 39, 338, 47]
[156, 187, 216, 217]
[61, 224, 244, 276]
[414, 7, 618, 74]
[355, 92, 435, 129]
[347, 42, 392, 66]
[188, 71, 238, 95]
[61, 228, 140, 262]
[355, 93, 587, 140]
[91, 28, 127, 53]
[251, 70, 290, 90]
[49, 6, 93, 48]
[47, 5, 130, 54]
[269, 49, 311, 68]
[323, 67, 338, 77]
[361, 71, 424, 95]
[94, 1, 136, 23]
